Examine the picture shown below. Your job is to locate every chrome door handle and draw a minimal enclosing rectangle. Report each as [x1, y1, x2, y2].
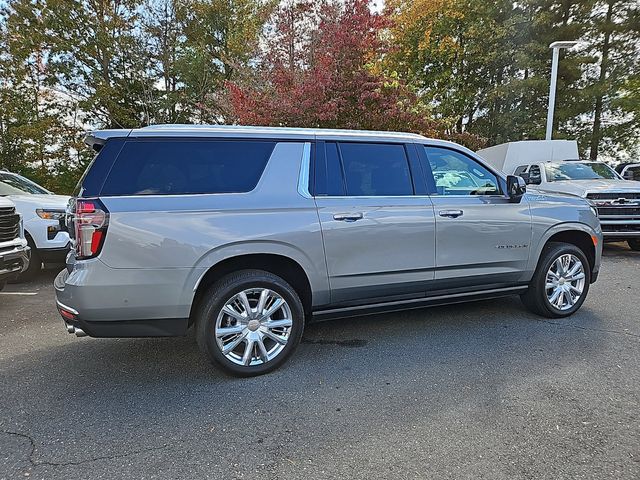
[438, 210, 464, 218]
[333, 212, 363, 222]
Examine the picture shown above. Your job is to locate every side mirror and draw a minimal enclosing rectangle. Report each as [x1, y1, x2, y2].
[507, 175, 526, 203]
[623, 171, 634, 180]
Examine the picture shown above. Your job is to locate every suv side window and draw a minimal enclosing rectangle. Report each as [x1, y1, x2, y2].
[339, 142, 413, 196]
[424, 146, 501, 196]
[314, 142, 415, 196]
[100, 139, 276, 196]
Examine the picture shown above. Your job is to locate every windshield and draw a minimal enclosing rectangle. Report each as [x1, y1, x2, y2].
[544, 162, 619, 181]
[0, 173, 50, 195]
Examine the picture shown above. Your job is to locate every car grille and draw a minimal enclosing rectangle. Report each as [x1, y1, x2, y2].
[596, 206, 640, 217]
[0, 207, 20, 243]
[586, 192, 640, 200]
[586, 193, 640, 230]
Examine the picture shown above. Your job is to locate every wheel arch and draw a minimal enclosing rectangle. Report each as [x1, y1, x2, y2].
[188, 253, 316, 324]
[531, 224, 599, 277]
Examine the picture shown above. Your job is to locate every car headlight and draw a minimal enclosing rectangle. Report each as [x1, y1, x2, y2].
[36, 209, 66, 220]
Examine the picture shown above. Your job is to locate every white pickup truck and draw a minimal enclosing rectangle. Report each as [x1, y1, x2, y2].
[478, 140, 640, 251]
[0, 170, 70, 280]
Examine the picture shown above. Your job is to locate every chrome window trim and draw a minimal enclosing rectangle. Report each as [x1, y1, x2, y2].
[313, 194, 508, 200]
[297, 142, 312, 199]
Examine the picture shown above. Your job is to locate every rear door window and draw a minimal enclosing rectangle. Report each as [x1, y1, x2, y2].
[338, 142, 413, 196]
[100, 139, 276, 196]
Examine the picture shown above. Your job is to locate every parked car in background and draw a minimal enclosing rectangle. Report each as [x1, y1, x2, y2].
[0, 170, 70, 280]
[615, 163, 640, 181]
[478, 140, 640, 251]
[56, 125, 601, 376]
[0, 196, 30, 290]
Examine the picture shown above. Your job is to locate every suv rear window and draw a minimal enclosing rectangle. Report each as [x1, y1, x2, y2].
[100, 139, 276, 196]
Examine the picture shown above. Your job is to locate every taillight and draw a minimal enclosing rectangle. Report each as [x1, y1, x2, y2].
[73, 198, 109, 259]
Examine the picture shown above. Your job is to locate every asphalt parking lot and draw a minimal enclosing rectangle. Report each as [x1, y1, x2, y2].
[0, 245, 638, 480]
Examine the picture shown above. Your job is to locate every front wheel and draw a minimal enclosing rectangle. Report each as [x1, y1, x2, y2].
[521, 242, 591, 318]
[628, 239, 640, 251]
[196, 270, 305, 377]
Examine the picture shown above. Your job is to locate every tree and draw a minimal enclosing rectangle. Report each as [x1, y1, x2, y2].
[174, 0, 275, 123]
[582, 0, 640, 159]
[43, 0, 155, 128]
[387, 0, 639, 158]
[227, 0, 448, 139]
[0, 0, 82, 190]
[385, 0, 596, 146]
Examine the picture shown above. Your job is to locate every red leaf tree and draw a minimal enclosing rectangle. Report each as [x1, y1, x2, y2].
[226, 0, 443, 136]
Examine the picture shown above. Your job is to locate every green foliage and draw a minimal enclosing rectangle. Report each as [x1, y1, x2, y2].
[387, 0, 640, 159]
[0, 0, 271, 193]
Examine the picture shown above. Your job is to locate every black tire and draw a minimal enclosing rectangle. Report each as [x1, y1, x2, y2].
[10, 238, 41, 283]
[196, 269, 305, 377]
[521, 242, 591, 318]
[628, 239, 640, 251]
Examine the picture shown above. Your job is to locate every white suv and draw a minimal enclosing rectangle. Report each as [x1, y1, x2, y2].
[0, 171, 70, 280]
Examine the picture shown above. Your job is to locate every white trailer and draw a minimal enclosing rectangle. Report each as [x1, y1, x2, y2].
[477, 140, 579, 175]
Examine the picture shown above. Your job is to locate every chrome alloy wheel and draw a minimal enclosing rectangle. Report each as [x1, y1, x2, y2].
[214, 288, 293, 367]
[545, 253, 586, 311]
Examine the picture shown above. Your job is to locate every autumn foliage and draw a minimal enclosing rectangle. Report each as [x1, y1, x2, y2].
[226, 0, 445, 138]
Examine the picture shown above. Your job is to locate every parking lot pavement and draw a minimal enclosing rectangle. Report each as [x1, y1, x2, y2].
[0, 246, 638, 480]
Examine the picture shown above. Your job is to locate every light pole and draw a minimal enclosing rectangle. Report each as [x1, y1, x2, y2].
[546, 41, 579, 140]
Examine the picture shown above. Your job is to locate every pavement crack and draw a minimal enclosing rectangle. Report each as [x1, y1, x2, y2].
[3, 430, 168, 467]
[540, 320, 640, 339]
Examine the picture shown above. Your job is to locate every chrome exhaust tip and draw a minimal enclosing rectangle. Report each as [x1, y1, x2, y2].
[64, 321, 87, 337]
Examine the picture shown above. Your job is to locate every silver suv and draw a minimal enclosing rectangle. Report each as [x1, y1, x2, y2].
[55, 125, 602, 376]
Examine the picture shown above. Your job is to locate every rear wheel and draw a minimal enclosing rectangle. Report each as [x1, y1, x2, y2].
[628, 239, 640, 251]
[521, 242, 591, 318]
[196, 270, 305, 376]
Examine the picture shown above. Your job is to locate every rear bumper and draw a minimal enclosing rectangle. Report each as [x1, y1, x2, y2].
[0, 242, 30, 281]
[54, 264, 192, 337]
